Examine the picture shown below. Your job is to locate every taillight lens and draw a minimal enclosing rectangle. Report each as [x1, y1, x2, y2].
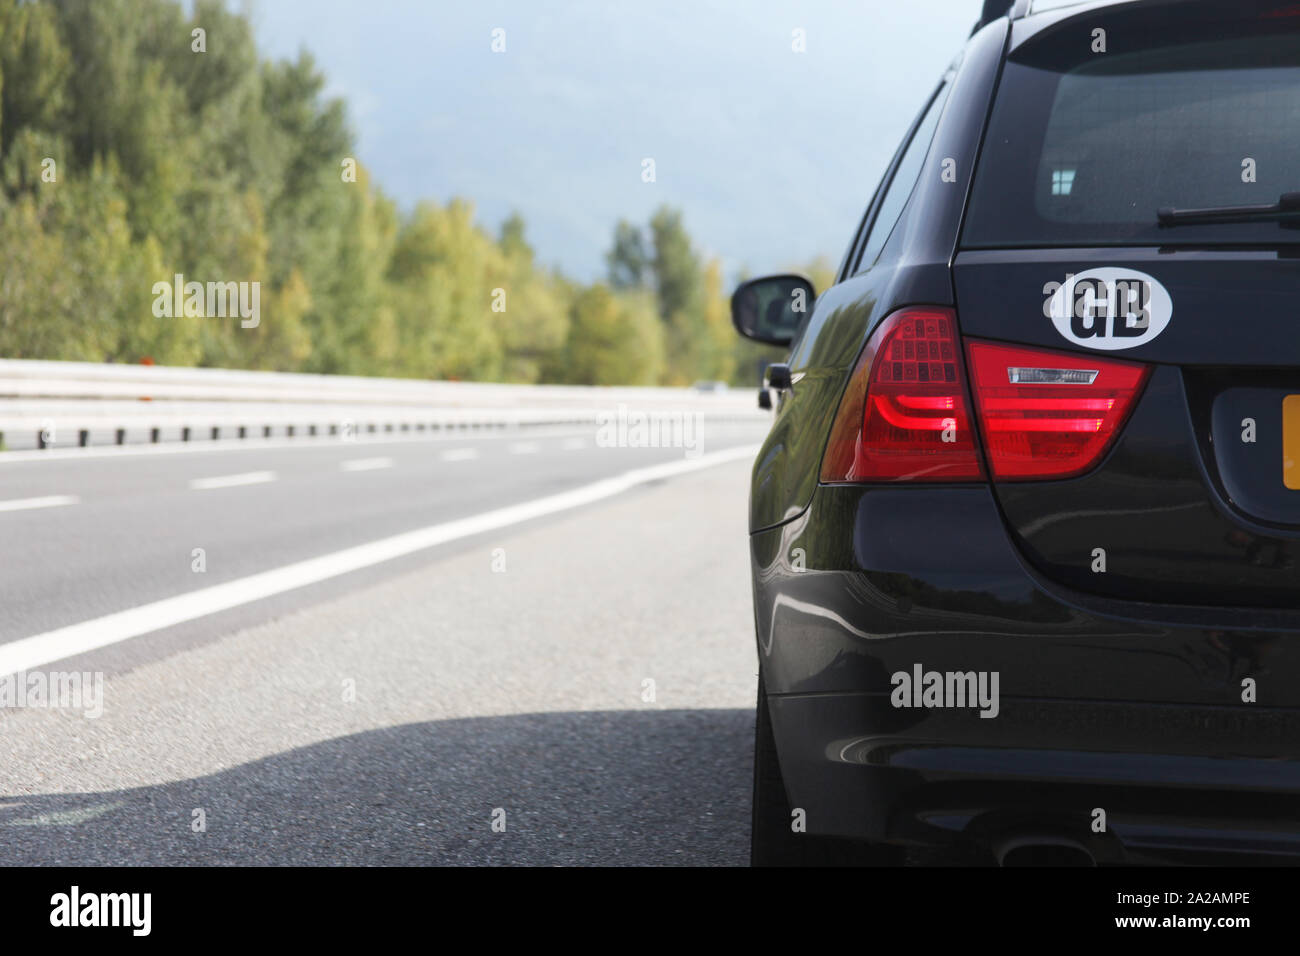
[821, 307, 983, 482]
[965, 340, 1150, 480]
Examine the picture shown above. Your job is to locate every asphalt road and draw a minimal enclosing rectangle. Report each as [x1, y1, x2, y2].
[0, 424, 764, 865]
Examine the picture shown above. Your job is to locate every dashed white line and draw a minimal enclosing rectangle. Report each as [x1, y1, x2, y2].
[509, 441, 540, 455]
[0, 495, 79, 513]
[0, 427, 629, 465]
[188, 470, 277, 490]
[440, 449, 478, 462]
[0, 444, 759, 677]
[340, 456, 394, 472]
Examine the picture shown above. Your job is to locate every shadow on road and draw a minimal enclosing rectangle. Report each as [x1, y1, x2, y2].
[0, 708, 753, 866]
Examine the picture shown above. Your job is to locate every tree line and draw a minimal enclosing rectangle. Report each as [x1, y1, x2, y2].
[0, 0, 823, 386]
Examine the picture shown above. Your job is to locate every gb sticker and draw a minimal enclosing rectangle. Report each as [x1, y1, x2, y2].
[1043, 267, 1172, 350]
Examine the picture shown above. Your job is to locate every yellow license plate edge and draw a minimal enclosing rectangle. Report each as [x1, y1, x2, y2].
[1283, 395, 1300, 489]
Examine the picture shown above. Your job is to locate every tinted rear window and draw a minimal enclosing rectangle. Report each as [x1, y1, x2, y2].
[963, 12, 1300, 248]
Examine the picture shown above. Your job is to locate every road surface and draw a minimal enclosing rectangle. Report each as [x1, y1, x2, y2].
[0, 423, 764, 864]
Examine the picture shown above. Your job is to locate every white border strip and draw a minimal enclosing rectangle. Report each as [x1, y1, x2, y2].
[189, 470, 277, 490]
[0, 495, 79, 513]
[0, 444, 757, 676]
[340, 457, 394, 472]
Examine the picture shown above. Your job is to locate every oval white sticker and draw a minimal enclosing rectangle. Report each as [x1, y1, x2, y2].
[1044, 267, 1172, 351]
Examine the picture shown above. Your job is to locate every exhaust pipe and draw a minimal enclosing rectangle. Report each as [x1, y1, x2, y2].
[994, 834, 1096, 867]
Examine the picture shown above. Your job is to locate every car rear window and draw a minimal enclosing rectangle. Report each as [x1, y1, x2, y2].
[962, 12, 1300, 248]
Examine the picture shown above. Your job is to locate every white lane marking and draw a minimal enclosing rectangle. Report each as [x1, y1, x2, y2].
[0, 495, 79, 513]
[0, 445, 758, 677]
[509, 441, 540, 455]
[440, 448, 478, 462]
[340, 456, 394, 472]
[188, 470, 277, 490]
[561, 437, 587, 450]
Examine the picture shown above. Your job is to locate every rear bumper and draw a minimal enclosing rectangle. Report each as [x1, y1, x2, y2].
[752, 484, 1300, 860]
[768, 691, 1300, 862]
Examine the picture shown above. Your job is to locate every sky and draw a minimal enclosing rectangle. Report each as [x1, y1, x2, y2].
[241, 0, 982, 282]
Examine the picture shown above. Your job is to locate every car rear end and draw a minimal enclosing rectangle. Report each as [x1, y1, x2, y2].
[758, 0, 1300, 864]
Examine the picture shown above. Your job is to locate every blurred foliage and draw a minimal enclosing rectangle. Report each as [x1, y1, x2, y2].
[0, 0, 826, 386]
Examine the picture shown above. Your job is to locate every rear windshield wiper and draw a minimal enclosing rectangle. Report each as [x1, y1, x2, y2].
[1158, 192, 1300, 228]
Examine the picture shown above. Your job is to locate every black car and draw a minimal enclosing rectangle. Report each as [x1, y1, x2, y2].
[733, 0, 1300, 866]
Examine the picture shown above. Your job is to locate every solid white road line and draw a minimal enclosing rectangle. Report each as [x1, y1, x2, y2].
[188, 470, 277, 490]
[0, 495, 79, 513]
[340, 456, 394, 472]
[440, 448, 478, 462]
[0, 444, 759, 677]
[508, 441, 540, 454]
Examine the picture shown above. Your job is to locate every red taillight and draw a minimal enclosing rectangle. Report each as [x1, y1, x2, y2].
[821, 308, 983, 482]
[965, 340, 1150, 480]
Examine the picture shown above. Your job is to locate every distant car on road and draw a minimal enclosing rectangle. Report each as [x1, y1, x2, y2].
[734, 0, 1300, 866]
[692, 380, 729, 393]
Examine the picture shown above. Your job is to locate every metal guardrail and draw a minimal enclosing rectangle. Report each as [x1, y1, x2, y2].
[0, 360, 766, 451]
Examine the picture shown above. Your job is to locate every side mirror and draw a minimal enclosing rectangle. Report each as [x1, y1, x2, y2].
[730, 274, 815, 347]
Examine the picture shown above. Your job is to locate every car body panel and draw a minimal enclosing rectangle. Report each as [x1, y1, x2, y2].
[749, 18, 1008, 533]
[754, 483, 1300, 857]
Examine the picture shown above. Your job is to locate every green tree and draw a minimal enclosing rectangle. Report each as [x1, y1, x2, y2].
[499, 211, 532, 263]
[648, 206, 701, 322]
[557, 285, 663, 386]
[388, 200, 505, 380]
[605, 219, 647, 290]
[0, 0, 70, 165]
